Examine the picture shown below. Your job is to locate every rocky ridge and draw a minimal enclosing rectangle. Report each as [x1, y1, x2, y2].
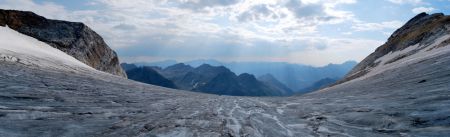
[0, 9, 126, 77]
[340, 12, 450, 83]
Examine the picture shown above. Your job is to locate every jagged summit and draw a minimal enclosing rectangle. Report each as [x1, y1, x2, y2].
[340, 12, 450, 83]
[195, 64, 231, 74]
[0, 9, 126, 77]
[163, 63, 193, 72]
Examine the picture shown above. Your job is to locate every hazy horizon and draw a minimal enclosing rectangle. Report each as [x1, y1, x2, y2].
[121, 58, 358, 67]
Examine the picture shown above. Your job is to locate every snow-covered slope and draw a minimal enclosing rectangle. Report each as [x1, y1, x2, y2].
[0, 26, 94, 72]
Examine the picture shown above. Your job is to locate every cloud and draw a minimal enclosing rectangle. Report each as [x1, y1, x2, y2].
[178, 0, 240, 9]
[0, 0, 67, 19]
[236, 4, 278, 22]
[0, 0, 389, 66]
[411, 7, 435, 14]
[286, 0, 327, 19]
[120, 37, 383, 66]
[352, 20, 404, 31]
[284, 38, 383, 66]
[387, 0, 422, 5]
[113, 24, 137, 30]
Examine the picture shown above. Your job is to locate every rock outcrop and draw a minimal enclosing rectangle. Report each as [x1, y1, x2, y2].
[0, 9, 126, 77]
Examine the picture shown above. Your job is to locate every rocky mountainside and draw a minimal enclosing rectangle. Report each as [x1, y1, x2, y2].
[339, 12, 450, 84]
[0, 9, 126, 77]
[0, 12, 450, 136]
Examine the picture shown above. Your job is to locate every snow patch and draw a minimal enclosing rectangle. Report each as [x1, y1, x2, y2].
[0, 26, 93, 71]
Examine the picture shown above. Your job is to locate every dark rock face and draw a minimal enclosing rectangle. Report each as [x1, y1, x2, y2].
[340, 12, 450, 83]
[0, 9, 126, 77]
[125, 66, 177, 89]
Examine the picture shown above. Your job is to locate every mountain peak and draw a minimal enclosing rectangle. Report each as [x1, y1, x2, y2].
[173, 63, 189, 67]
[389, 12, 444, 40]
[342, 60, 358, 65]
[195, 64, 231, 74]
[164, 63, 193, 70]
[198, 63, 213, 68]
[237, 73, 256, 80]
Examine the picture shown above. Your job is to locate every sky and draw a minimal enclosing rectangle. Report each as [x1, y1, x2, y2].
[1, 0, 449, 66]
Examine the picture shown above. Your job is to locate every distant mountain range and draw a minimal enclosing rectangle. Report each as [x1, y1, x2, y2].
[121, 63, 289, 96]
[133, 59, 357, 91]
